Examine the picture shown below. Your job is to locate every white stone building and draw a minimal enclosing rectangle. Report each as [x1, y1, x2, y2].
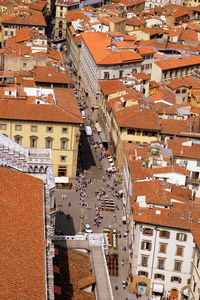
[79, 32, 143, 116]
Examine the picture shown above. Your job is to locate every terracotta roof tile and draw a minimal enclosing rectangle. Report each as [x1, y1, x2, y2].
[99, 80, 125, 95]
[114, 106, 160, 130]
[155, 55, 200, 70]
[0, 8, 46, 26]
[0, 167, 46, 299]
[53, 248, 95, 299]
[81, 32, 143, 65]
[0, 98, 82, 124]
[34, 66, 73, 84]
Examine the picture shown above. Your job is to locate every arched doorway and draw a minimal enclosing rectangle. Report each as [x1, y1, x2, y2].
[137, 282, 147, 295]
[170, 288, 178, 299]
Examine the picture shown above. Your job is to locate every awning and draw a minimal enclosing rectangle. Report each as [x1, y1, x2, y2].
[99, 132, 108, 143]
[55, 177, 69, 184]
[95, 122, 101, 132]
[153, 284, 164, 293]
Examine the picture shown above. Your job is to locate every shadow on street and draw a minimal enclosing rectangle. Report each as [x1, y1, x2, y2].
[55, 211, 76, 235]
[77, 130, 96, 172]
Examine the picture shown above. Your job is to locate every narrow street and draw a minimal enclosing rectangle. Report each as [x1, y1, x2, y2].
[55, 99, 148, 300]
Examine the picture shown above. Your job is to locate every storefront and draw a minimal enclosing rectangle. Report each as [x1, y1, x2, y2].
[55, 177, 71, 189]
[152, 283, 164, 297]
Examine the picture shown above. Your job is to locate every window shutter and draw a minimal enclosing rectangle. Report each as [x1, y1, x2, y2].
[179, 278, 181, 283]
[171, 277, 174, 282]
[162, 275, 165, 280]
[176, 233, 179, 240]
[141, 242, 144, 250]
[184, 234, 187, 241]
[167, 231, 170, 238]
[154, 274, 157, 279]
[149, 243, 152, 251]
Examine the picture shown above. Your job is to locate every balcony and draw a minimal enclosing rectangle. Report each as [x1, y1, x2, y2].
[186, 177, 200, 185]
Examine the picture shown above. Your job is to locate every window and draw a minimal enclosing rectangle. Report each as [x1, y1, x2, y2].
[14, 135, 22, 145]
[60, 138, 68, 150]
[159, 243, 167, 253]
[143, 228, 153, 236]
[154, 273, 165, 280]
[62, 127, 68, 133]
[45, 137, 53, 149]
[15, 124, 22, 131]
[182, 89, 187, 93]
[31, 126, 37, 132]
[138, 271, 148, 277]
[60, 155, 67, 162]
[174, 260, 182, 271]
[176, 89, 180, 94]
[157, 258, 165, 270]
[30, 136, 38, 148]
[176, 233, 187, 241]
[171, 276, 181, 283]
[141, 241, 152, 251]
[127, 129, 135, 135]
[159, 230, 170, 238]
[5, 31, 7, 36]
[141, 255, 149, 267]
[23, 63, 27, 68]
[197, 160, 200, 167]
[46, 127, 53, 133]
[136, 130, 141, 136]
[119, 70, 124, 78]
[0, 124, 7, 130]
[58, 165, 67, 176]
[104, 72, 109, 79]
[176, 246, 184, 256]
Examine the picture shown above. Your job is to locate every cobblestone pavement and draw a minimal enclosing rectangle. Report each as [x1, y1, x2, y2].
[55, 126, 148, 300]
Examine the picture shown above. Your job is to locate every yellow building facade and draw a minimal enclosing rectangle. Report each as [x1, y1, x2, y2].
[0, 119, 80, 179]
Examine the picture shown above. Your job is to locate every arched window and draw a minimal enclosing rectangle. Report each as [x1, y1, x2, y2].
[14, 135, 22, 145]
[28, 165, 33, 173]
[45, 137, 53, 149]
[39, 166, 45, 173]
[58, 30, 62, 38]
[60, 137, 68, 150]
[30, 136, 38, 148]
[176, 89, 180, 94]
[34, 166, 39, 173]
[59, 21, 63, 29]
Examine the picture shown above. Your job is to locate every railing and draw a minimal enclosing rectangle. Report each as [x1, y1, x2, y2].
[187, 177, 200, 185]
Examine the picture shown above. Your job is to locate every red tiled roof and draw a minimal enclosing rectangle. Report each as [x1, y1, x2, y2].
[0, 98, 82, 124]
[151, 163, 189, 176]
[34, 66, 73, 84]
[155, 55, 200, 70]
[0, 167, 46, 299]
[0, 8, 46, 26]
[114, 106, 161, 130]
[81, 32, 143, 65]
[99, 80, 126, 95]
[132, 202, 200, 230]
[168, 139, 200, 160]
